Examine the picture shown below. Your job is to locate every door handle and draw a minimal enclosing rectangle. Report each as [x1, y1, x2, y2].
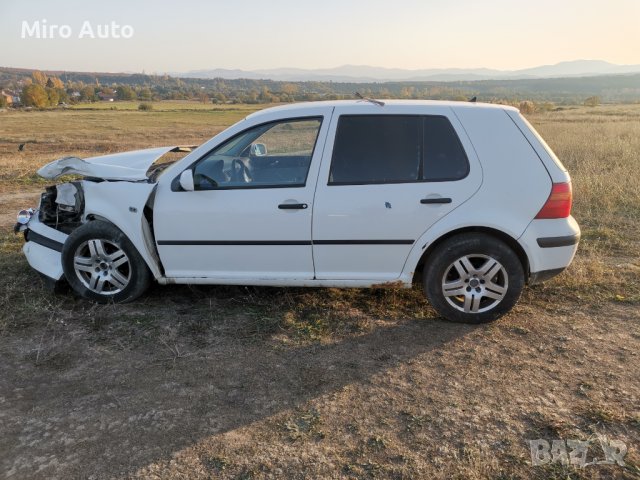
[278, 203, 308, 210]
[420, 197, 452, 204]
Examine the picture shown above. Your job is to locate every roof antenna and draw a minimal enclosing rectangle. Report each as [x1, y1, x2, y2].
[469, 96, 477, 103]
[355, 92, 385, 107]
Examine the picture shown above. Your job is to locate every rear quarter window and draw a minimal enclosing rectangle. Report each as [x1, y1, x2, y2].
[423, 116, 469, 181]
[329, 114, 469, 185]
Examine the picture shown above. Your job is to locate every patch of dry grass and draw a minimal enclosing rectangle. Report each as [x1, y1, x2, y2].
[0, 103, 638, 479]
[522, 106, 640, 309]
[0, 105, 262, 192]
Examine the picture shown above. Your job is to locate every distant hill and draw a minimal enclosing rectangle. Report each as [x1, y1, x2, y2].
[180, 60, 640, 82]
[2, 65, 640, 104]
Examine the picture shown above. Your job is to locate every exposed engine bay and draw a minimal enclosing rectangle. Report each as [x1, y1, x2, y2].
[38, 182, 85, 234]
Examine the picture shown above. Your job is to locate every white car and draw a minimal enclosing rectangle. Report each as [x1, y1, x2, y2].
[16, 100, 580, 323]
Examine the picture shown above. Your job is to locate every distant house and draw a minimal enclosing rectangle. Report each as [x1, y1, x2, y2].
[98, 92, 116, 102]
[1, 90, 19, 105]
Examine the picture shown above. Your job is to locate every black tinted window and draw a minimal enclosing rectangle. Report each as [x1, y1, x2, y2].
[329, 115, 468, 185]
[329, 116, 421, 184]
[423, 116, 469, 180]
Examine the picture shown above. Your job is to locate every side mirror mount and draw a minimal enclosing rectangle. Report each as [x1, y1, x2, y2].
[250, 143, 267, 157]
[179, 169, 195, 191]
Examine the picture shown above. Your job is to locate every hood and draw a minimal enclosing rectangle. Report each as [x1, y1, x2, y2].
[37, 146, 196, 181]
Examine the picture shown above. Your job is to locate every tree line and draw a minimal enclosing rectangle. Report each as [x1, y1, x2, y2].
[1, 67, 638, 109]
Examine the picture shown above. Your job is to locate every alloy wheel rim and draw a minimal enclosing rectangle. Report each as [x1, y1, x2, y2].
[73, 239, 131, 295]
[441, 254, 508, 313]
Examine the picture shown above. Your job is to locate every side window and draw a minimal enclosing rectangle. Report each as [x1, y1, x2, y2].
[193, 117, 322, 189]
[423, 116, 469, 181]
[329, 116, 421, 184]
[329, 114, 469, 185]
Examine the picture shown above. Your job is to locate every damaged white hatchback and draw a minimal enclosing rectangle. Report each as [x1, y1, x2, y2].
[16, 100, 580, 323]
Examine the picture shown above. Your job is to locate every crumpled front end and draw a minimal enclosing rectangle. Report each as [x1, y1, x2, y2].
[22, 217, 68, 281]
[19, 145, 196, 284]
[16, 182, 85, 281]
[37, 182, 85, 233]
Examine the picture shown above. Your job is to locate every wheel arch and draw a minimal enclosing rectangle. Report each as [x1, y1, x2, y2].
[80, 181, 164, 279]
[412, 226, 530, 283]
[81, 213, 163, 279]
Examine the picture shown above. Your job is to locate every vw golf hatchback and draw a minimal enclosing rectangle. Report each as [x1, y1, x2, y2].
[17, 100, 580, 323]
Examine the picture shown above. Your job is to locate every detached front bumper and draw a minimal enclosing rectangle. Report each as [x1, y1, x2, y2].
[20, 216, 68, 281]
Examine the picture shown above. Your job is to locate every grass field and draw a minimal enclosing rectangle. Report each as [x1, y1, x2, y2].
[0, 102, 638, 479]
[67, 100, 258, 111]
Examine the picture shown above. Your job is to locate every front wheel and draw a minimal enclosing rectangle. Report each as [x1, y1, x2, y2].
[61, 221, 151, 303]
[423, 233, 525, 323]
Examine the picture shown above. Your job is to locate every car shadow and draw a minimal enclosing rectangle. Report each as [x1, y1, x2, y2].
[0, 293, 479, 478]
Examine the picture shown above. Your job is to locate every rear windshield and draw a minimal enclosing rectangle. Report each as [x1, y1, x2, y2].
[518, 114, 567, 172]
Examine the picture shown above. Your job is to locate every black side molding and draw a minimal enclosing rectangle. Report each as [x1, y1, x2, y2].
[314, 239, 414, 245]
[536, 234, 580, 248]
[157, 239, 415, 246]
[158, 240, 311, 246]
[24, 229, 64, 252]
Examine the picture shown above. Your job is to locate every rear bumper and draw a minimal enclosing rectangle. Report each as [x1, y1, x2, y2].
[519, 216, 580, 283]
[528, 267, 567, 285]
[21, 217, 68, 281]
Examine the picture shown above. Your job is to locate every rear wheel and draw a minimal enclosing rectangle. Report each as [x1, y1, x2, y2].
[62, 221, 151, 303]
[423, 233, 525, 323]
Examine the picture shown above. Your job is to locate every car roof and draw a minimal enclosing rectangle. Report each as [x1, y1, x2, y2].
[245, 99, 519, 120]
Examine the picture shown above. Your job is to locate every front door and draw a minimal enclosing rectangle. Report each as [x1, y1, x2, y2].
[153, 114, 330, 280]
[312, 105, 482, 280]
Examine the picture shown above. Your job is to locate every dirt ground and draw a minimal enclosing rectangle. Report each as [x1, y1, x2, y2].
[0, 105, 638, 479]
[1, 283, 638, 479]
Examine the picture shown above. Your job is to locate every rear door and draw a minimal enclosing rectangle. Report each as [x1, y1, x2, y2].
[312, 105, 481, 280]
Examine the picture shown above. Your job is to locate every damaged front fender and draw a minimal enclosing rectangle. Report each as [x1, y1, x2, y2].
[81, 180, 163, 279]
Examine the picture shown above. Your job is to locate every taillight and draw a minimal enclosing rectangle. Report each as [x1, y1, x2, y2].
[535, 182, 572, 219]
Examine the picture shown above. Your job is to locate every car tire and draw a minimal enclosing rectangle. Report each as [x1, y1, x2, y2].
[423, 233, 525, 323]
[61, 221, 151, 303]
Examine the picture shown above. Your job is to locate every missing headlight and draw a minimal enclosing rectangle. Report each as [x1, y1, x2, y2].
[39, 182, 85, 233]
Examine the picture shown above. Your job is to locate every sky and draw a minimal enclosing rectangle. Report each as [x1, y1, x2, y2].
[1, 0, 639, 73]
